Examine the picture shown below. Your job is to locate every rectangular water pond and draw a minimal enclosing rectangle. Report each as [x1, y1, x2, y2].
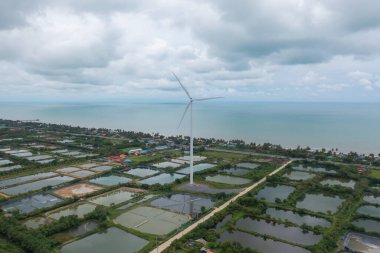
[56, 167, 80, 173]
[352, 219, 380, 233]
[236, 217, 322, 245]
[292, 165, 336, 174]
[24, 217, 53, 229]
[320, 178, 356, 189]
[1, 176, 75, 196]
[90, 165, 113, 172]
[357, 205, 380, 218]
[49, 203, 96, 220]
[140, 173, 185, 185]
[256, 185, 295, 203]
[218, 230, 311, 253]
[343, 232, 380, 253]
[152, 161, 181, 168]
[0, 193, 63, 214]
[266, 208, 331, 228]
[363, 195, 380, 205]
[89, 175, 131, 186]
[89, 188, 138, 206]
[0, 172, 57, 188]
[0, 165, 22, 172]
[205, 174, 251, 185]
[125, 168, 159, 177]
[176, 163, 216, 175]
[149, 194, 214, 216]
[79, 163, 98, 168]
[296, 194, 344, 214]
[53, 221, 99, 242]
[115, 206, 190, 235]
[236, 162, 259, 169]
[222, 167, 249, 176]
[0, 159, 12, 166]
[283, 171, 315, 181]
[68, 170, 96, 178]
[61, 227, 148, 253]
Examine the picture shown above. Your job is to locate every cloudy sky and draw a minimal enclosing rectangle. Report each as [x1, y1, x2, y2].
[1, 0, 380, 102]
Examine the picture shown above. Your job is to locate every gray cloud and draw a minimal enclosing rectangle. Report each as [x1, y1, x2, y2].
[0, 0, 379, 101]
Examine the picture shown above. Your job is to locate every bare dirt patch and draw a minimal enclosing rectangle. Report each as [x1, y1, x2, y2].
[54, 183, 103, 198]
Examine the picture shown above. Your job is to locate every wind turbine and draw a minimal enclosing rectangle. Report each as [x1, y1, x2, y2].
[173, 72, 222, 185]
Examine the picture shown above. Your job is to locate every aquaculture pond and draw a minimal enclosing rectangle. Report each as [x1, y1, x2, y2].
[0, 193, 63, 213]
[357, 205, 380, 218]
[352, 219, 380, 233]
[64, 221, 99, 237]
[266, 208, 331, 228]
[89, 175, 131, 186]
[218, 230, 311, 253]
[117, 194, 157, 210]
[296, 194, 344, 214]
[61, 227, 148, 253]
[115, 206, 190, 235]
[56, 167, 80, 173]
[149, 194, 214, 216]
[363, 195, 380, 205]
[68, 170, 95, 178]
[177, 183, 243, 195]
[89, 189, 137, 206]
[1, 176, 75, 195]
[236, 162, 259, 169]
[153, 161, 181, 168]
[140, 173, 185, 185]
[79, 163, 97, 168]
[222, 167, 249, 176]
[236, 218, 322, 245]
[343, 232, 380, 253]
[125, 168, 158, 177]
[90, 165, 112, 172]
[205, 174, 251, 185]
[215, 214, 232, 231]
[49, 203, 96, 220]
[0, 172, 57, 188]
[24, 217, 53, 229]
[292, 165, 336, 174]
[0, 165, 22, 172]
[176, 163, 215, 175]
[256, 185, 295, 203]
[283, 171, 315, 181]
[320, 178, 356, 188]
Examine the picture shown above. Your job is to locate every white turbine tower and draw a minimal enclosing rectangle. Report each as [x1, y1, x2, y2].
[173, 73, 222, 185]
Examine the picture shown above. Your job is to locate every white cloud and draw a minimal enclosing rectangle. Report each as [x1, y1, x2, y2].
[0, 0, 380, 101]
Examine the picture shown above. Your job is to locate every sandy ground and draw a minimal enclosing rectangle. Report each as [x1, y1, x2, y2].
[54, 183, 103, 198]
[0, 192, 9, 198]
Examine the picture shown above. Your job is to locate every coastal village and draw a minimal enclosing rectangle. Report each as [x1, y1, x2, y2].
[0, 119, 380, 253]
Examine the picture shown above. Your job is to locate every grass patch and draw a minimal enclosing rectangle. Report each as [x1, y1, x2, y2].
[369, 169, 380, 179]
[0, 236, 24, 253]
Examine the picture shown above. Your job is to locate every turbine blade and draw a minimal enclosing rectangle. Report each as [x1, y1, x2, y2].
[178, 102, 191, 129]
[193, 96, 224, 102]
[172, 72, 192, 99]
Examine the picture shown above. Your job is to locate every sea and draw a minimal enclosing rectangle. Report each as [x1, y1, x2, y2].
[0, 101, 379, 155]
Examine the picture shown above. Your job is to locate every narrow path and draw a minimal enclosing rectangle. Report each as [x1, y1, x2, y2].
[149, 159, 293, 253]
